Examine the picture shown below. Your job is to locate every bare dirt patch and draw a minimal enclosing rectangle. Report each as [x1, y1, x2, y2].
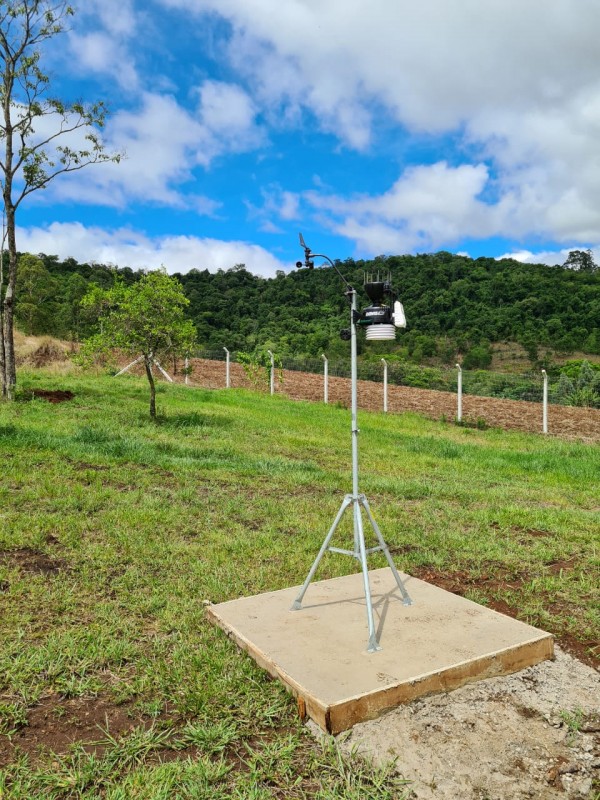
[0, 547, 66, 576]
[0, 694, 139, 767]
[332, 647, 600, 800]
[28, 388, 74, 404]
[179, 359, 600, 442]
[69, 460, 111, 472]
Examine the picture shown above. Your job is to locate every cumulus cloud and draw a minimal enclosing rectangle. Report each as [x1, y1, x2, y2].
[159, 0, 600, 249]
[261, 162, 505, 253]
[160, 0, 600, 130]
[41, 83, 263, 210]
[84, 0, 138, 37]
[69, 32, 139, 91]
[69, 0, 140, 89]
[60, 6, 266, 213]
[17, 222, 288, 277]
[195, 80, 266, 165]
[497, 247, 600, 268]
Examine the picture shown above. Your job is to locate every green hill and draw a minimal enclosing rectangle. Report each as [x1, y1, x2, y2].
[14, 250, 600, 369]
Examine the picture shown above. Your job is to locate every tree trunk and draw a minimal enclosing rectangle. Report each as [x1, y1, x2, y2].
[1, 72, 16, 400]
[0, 246, 5, 396]
[2, 203, 18, 399]
[144, 355, 156, 418]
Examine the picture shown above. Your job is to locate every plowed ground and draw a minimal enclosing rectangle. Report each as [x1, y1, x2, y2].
[181, 359, 599, 442]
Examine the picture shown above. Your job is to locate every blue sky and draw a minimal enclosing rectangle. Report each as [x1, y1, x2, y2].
[14, 0, 600, 276]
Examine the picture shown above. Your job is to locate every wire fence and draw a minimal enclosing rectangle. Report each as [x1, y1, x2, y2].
[112, 348, 598, 438]
[191, 349, 599, 410]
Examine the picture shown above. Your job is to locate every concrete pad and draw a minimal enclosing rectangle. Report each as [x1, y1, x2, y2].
[206, 568, 554, 733]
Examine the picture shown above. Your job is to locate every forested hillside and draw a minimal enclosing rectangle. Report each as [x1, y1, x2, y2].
[15, 250, 600, 368]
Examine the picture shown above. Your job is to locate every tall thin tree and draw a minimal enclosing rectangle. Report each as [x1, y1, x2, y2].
[0, 1, 119, 399]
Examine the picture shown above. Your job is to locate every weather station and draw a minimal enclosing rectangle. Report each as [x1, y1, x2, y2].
[290, 234, 411, 653]
[206, 237, 554, 735]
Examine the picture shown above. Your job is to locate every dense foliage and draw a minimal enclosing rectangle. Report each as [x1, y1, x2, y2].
[22, 250, 599, 367]
[78, 270, 196, 418]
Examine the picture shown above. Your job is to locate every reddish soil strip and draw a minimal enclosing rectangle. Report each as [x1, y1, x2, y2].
[181, 359, 600, 442]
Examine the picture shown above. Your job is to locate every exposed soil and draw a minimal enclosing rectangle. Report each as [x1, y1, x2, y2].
[14, 333, 72, 368]
[28, 388, 74, 403]
[332, 646, 600, 800]
[0, 694, 140, 768]
[0, 547, 67, 577]
[180, 359, 600, 442]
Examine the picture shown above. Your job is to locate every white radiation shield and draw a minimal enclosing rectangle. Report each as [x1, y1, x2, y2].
[365, 324, 395, 340]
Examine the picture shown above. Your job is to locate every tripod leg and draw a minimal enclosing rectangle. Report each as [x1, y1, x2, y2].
[291, 495, 353, 611]
[355, 501, 381, 652]
[361, 496, 412, 606]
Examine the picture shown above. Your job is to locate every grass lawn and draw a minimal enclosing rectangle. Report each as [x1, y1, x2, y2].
[0, 370, 598, 798]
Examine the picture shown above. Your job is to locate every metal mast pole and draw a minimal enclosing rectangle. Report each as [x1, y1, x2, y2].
[291, 240, 412, 652]
[350, 289, 359, 500]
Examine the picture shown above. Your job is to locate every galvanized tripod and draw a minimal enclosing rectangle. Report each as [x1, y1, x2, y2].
[291, 285, 412, 652]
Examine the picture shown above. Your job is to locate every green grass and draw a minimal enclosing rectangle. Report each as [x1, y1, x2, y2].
[0, 370, 599, 798]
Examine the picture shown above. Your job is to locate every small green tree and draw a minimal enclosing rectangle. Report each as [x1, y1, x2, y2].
[237, 349, 283, 390]
[80, 271, 197, 418]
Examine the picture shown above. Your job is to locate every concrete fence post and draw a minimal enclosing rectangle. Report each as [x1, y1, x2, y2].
[267, 349, 275, 395]
[223, 347, 230, 388]
[381, 358, 388, 413]
[542, 369, 548, 434]
[456, 364, 463, 422]
[321, 354, 328, 404]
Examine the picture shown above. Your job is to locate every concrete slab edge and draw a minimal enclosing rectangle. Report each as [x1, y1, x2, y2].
[206, 605, 331, 731]
[207, 605, 553, 735]
[327, 633, 555, 734]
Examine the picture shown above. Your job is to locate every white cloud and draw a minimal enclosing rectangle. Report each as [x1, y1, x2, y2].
[198, 81, 256, 136]
[195, 81, 266, 165]
[69, 0, 140, 89]
[158, 0, 600, 249]
[38, 84, 263, 210]
[17, 222, 288, 277]
[262, 162, 502, 254]
[85, 0, 138, 37]
[496, 247, 600, 268]
[69, 32, 139, 91]
[160, 0, 600, 131]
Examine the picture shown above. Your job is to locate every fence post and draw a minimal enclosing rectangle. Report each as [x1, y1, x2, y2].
[184, 356, 189, 386]
[542, 369, 548, 434]
[456, 364, 462, 422]
[223, 347, 230, 388]
[267, 349, 275, 395]
[381, 358, 388, 413]
[321, 353, 328, 404]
